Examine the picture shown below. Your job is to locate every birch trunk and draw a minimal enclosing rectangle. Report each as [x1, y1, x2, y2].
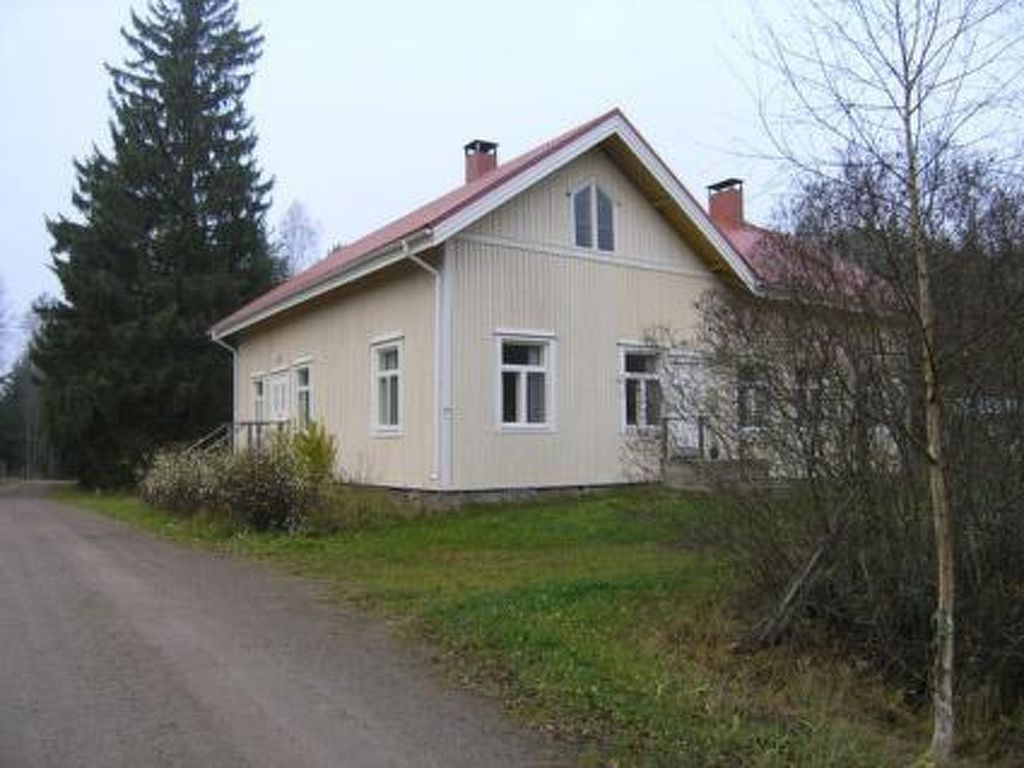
[904, 115, 956, 764]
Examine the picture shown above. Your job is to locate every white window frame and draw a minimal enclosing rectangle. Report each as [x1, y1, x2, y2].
[494, 330, 557, 432]
[293, 361, 313, 429]
[267, 369, 290, 423]
[571, 180, 615, 253]
[371, 335, 403, 436]
[619, 346, 663, 433]
[251, 374, 266, 422]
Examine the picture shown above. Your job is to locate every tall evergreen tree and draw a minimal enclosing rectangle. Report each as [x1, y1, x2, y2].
[34, 0, 283, 487]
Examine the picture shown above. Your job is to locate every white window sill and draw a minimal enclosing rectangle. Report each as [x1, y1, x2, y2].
[498, 423, 556, 434]
[573, 244, 615, 255]
[371, 426, 404, 439]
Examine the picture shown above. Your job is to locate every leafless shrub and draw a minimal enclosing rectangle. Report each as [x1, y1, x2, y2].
[671, 160, 1024, 755]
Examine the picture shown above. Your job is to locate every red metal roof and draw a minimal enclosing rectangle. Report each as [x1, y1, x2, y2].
[213, 108, 623, 336]
[716, 222, 784, 284]
[719, 220, 894, 305]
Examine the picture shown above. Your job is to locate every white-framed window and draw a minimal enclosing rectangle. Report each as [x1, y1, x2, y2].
[252, 377, 265, 422]
[372, 338, 402, 433]
[622, 349, 663, 430]
[497, 333, 555, 430]
[268, 371, 289, 422]
[572, 182, 615, 252]
[294, 365, 312, 428]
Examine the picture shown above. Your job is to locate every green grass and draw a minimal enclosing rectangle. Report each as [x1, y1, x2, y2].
[59, 486, 927, 766]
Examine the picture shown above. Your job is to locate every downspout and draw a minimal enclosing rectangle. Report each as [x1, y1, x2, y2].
[406, 241, 443, 485]
[211, 333, 238, 432]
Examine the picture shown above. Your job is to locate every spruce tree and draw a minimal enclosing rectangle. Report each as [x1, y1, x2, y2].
[34, 0, 283, 487]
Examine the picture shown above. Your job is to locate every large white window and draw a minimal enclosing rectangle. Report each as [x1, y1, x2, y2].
[294, 365, 312, 428]
[573, 182, 615, 252]
[498, 335, 554, 429]
[372, 339, 402, 432]
[622, 350, 662, 429]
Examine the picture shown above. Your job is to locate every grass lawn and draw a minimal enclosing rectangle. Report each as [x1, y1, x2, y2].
[59, 487, 929, 766]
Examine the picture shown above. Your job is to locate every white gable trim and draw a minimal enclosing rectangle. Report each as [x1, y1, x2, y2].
[432, 120, 620, 244]
[433, 113, 762, 294]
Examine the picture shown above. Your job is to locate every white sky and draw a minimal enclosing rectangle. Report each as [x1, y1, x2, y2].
[0, 0, 789, 361]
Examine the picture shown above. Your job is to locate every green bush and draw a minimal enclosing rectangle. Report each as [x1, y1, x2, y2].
[291, 421, 337, 486]
[216, 439, 315, 532]
[139, 428, 420, 536]
[139, 447, 220, 514]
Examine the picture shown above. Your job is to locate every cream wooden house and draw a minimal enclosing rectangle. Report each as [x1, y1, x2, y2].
[211, 109, 773, 491]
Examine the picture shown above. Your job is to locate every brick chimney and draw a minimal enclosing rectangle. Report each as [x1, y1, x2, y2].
[464, 139, 498, 183]
[708, 178, 744, 228]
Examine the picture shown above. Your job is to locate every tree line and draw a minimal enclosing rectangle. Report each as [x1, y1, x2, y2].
[29, 0, 284, 487]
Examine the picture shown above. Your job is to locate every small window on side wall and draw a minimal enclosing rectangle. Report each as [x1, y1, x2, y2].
[622, 350, 662, 429]
[373, 341, 402, 432]
[498, 336, 553, 429]
[573, 182, 614, 252]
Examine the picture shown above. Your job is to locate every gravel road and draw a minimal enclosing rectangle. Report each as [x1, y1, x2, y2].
[0, 483, 565, 767]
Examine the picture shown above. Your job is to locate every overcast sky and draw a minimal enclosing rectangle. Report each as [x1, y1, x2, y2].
[0, 0, 788, 362]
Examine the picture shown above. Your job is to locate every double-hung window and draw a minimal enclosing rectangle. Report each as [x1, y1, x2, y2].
[373, 340, 402, 432]
[498, 335, 553, 429]
[572, 182, 615, 252]
[622, 350, 662, 429]
[294, 365, 312, 428]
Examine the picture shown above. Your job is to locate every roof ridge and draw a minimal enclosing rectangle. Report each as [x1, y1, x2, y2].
[322, 107, 623, 264]
[213, 108, 623, 335]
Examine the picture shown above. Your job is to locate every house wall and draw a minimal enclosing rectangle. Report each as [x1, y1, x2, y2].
[234, 259, 437, 488]
[447, 147, 721, 489]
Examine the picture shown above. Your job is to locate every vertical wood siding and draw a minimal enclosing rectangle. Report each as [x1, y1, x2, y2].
[235, 260, 436, 488]
[464, 147, 711, 274]
[448, 148, 721, 489]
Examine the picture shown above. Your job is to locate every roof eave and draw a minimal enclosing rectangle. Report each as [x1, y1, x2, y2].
[210, 227, 435, 341]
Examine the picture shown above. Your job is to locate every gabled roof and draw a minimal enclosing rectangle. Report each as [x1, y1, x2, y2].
[212, 109, 764, 339]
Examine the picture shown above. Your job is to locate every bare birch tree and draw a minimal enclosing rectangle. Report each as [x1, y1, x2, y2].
[275, 200, 322, 275]
[751, 1, 1024, 760]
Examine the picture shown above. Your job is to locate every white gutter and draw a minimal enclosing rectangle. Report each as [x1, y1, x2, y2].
[211, 335, 238, 425]
[406, 243, 444, 486]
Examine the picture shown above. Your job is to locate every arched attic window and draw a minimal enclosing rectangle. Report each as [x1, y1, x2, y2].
[572, 183, 615, 252]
